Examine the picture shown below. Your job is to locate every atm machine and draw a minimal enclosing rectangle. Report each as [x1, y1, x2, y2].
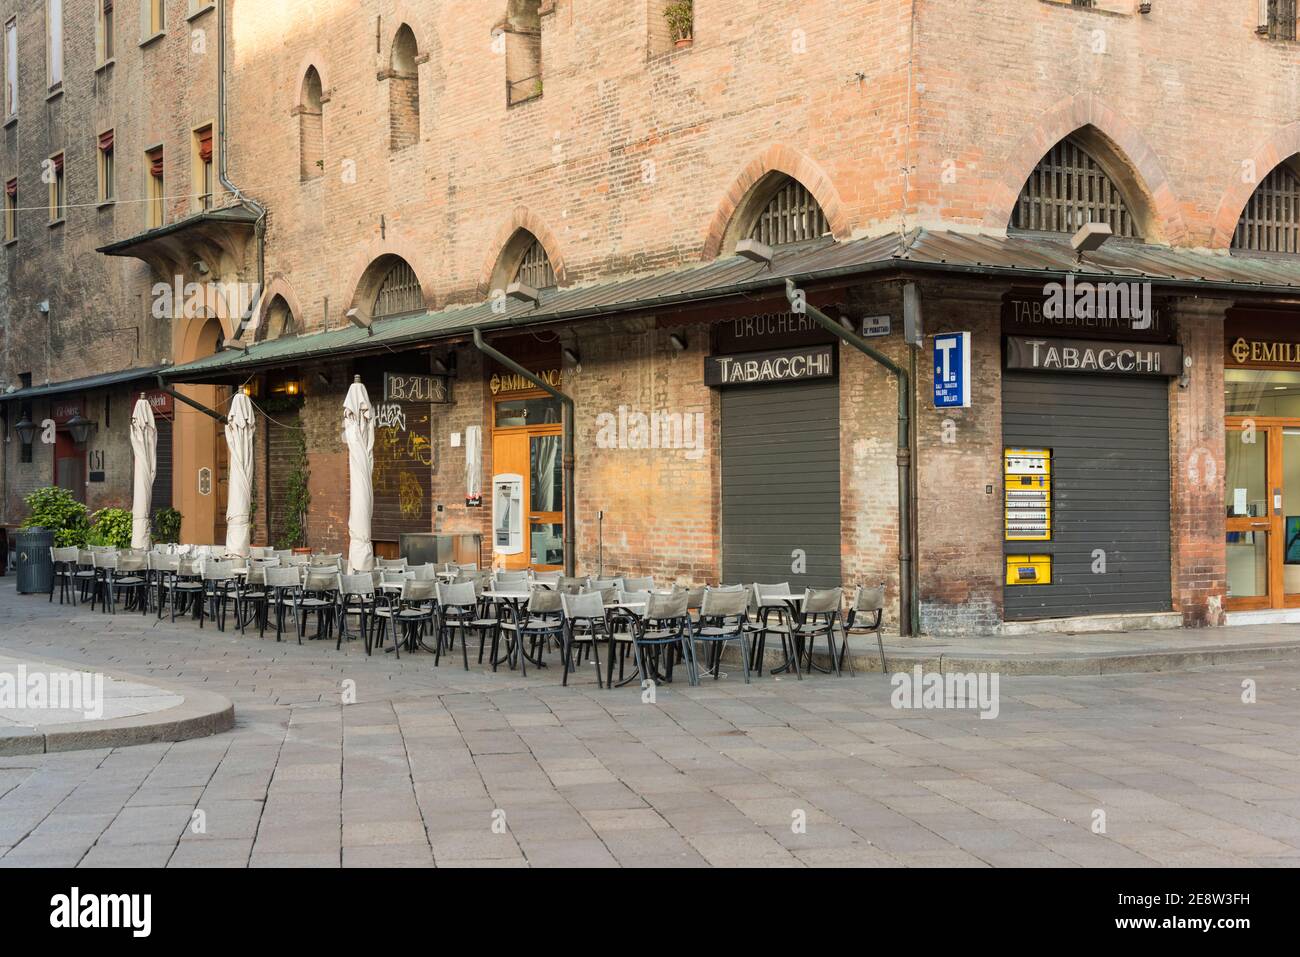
[493, 473, 523, 559]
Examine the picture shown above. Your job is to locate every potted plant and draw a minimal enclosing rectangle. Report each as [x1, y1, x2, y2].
[664, 0, 693, 48]
[86, 508, 134, 549]
[21, 486, 90, 548]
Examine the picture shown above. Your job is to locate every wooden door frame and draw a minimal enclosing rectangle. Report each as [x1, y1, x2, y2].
[1224, 416, 1300, 610]
[490, 389, 565, 571]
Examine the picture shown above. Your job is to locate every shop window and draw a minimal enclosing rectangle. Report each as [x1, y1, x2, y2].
[1011, 134, 1141, 238]
[299, 67, 324, 180]
[1232, 160, 1300, 254]
[47, 152, 64, 223]
[4, 178, 16, 241]
[372, 258, 423, 318]
[193, 125, 214, 210]
[389, 26, 420, 151]
[97, 129, 114, 203]
[503, 1, 542, 105]
[146, 146, 164, 227]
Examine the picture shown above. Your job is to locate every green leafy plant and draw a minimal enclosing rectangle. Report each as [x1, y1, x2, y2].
[276, 430, 311, 550]
[21, 486, 90, 548]
[664, 0, 693, 42]
[152, 507, 182, 545]
[86, 508, 134, 549]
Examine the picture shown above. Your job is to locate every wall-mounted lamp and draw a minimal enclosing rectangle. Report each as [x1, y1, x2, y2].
[346, 308, 374, 336]
[735, 238, 774, 266]
[285, 381, 301, 397]
[36, 300, 50, 315]
[1139, 2, 1152, 13]
[14, 416, 36, 445]
[221, 340, 249, 355]
[66, 413, 97, 447]
[669, 333, 688, 352]
[506, 282, 540, 307]
[1070, 222, 1113, 258]
[562, 347, 581, 366]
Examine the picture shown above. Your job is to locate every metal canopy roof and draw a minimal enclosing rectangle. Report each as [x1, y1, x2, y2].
[0, 366, 165, 403]
[160, 230, 1300, 384]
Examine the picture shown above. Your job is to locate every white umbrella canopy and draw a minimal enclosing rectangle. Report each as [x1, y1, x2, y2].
[128, 395, 157, 550]
[343, 377, 375, 574]
[224, 392, 256, 558]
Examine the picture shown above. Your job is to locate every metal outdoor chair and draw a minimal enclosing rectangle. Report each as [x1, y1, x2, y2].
[791, 587, 846, 676]
[49, 546, 80, 605]
[628, 589, 697, 687]
[692, 587, 752, 683]
[495, 587, 564, 676]
[97, 552, 149, 615]
[559, 590, 610, 688]
[622, 576, 655, 593]
[531, 569, 562, 588]
[199, 560, 239, 630]
[297, 568, 339, 641]
[263, 566, 305, 642]
[844, 584, 887, 674]
[336, 573, 379, 653]
[749, 582, 800, 678]
[435, 580, 498, 670]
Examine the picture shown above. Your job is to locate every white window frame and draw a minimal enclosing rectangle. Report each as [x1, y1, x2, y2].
[46, 0, 63, 90]
[4, 19, 17, 118]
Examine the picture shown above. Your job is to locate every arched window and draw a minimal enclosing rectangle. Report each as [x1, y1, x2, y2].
[1011, 135, 1140, 238]
[503, 1, 542, 105]
[514, 236, 556, 289]
[299, 67, 324, 182]
[748, 176, 830, 246]
[389, 25, 420, 151]
[372, 258, 424, 318]
[257, 296, 297, 342]
[1233, 161, 1300, 254]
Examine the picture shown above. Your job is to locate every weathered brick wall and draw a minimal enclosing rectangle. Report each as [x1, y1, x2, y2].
[1169, 298, 1229, 626]
[0, 0, 221, 522]
[914, 286, 1006, 636]
[913, 1, 1300, 246]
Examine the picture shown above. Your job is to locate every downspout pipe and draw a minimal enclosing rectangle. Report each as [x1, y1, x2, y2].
[786, 279, 917, 637]
[217, 0, 265, 340]
[472, 329, 575, 578]
[155, 375, 228, 425]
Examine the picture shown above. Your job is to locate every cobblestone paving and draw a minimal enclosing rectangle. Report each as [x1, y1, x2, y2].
[1, 584, 1298, 867]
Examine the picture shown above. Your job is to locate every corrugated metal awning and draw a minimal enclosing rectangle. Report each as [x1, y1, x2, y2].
[160, 230, 1300, 384]
[0, 366, 164, 403]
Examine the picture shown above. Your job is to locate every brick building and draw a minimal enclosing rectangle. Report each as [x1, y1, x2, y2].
[8, 1, 1300, 635]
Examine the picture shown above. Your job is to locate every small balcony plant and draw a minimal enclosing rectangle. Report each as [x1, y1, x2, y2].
[664, 1, 693, 48]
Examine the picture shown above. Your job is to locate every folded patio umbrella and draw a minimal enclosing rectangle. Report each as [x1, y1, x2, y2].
[343, 377, 375, 574]
[224, 392, 256, 558]
[129, 395, 157, 550]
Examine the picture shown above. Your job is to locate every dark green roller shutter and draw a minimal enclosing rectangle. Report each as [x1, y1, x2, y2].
[152, 417, 173, 512]
[1002, 371, 1172, 620]
[721, 379, 842, 588]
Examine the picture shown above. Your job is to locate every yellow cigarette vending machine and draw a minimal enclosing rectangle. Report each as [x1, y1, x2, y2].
[1004, 448, 1051, 585]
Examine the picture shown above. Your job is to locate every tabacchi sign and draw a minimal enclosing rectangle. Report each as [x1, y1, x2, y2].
[1005, 336, 1183, 377]
[705, 345, 834, 387]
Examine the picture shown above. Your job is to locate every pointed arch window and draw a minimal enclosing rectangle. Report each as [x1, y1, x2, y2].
[373, 259, 423, 318]
[1233, 163, 1300, 254]
[749, 177, 830, 246]
[1011, 136, 1139, 238]
[299, 67, 324, 182]
[514, 237, 556, 289]
[389, 26, 420, 151]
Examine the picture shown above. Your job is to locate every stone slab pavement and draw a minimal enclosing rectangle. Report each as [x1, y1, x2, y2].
[1, 580, 1299, 867]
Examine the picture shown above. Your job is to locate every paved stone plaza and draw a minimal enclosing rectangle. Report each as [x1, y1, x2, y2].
[0, 583, 1298, 868]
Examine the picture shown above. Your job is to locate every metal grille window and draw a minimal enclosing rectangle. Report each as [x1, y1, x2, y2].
[372, 259, 423, 318]
[1233, 163, 1300, 253]
[1263, 1, 1298, 40]
[749, 178, 830, 246]
[514, 238, 556, 289]
[1011, 136, 1139, 237]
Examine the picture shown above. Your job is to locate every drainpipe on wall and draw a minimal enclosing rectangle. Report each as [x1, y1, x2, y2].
[786, 279, 917, 637]
[471, 329, 575, 578]
[217, 0, 266, 341]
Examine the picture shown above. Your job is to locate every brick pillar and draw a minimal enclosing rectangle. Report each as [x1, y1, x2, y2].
[1170, 297, 1229, 627]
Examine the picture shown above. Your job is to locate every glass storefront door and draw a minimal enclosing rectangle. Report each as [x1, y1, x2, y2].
[491, 394, 565, 571]
[1224, 422, 1276, 609]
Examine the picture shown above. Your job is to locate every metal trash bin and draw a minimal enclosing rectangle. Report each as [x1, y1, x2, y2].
[15, 528, 55, 595]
